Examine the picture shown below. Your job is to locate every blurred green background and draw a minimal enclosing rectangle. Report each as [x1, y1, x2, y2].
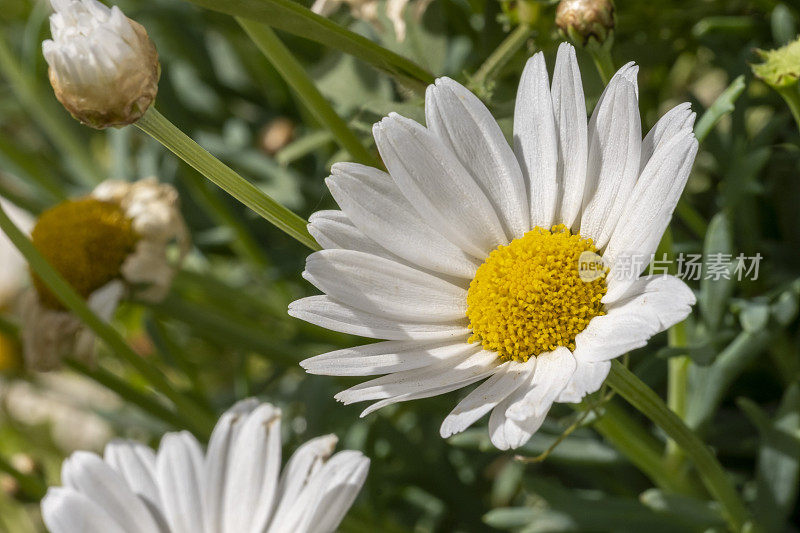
[1, 0, 799, 531]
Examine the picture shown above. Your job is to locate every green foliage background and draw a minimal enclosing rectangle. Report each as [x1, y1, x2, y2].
[0, 0, 799, 531]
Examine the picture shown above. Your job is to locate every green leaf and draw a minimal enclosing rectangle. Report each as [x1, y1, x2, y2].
[770, 290, 799, 326]
[686, 330, 771, 431]
[771, 4, 797, 46]
[740, 303, 770, 332]
[694, 75, 746, 143]
[180, 0, 434, 92]
[639, 489, 726, 530]
[699, 212, 735, 331]
[739, 384, 800, 533]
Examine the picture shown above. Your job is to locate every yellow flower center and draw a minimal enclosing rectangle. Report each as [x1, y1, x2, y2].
[466, 224, 608, 363]
[31, 198, 138, 310]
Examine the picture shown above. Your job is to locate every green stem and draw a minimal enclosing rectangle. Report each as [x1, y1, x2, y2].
[0, 201, 214, 440]
[665, 323, 691, 468]
[776, 85, 800, 137]
[238, 19, 380, 169]
[136, 107, 318, 251]
[589, 45, 616, 85]
[676, 200, 708, 237]
[607, 361, 755, 532]
[0, 455, 46, 501]
[181, 171, 270, 268]
[588, 399, 699, 495]
[65, 359, 188, 432]
[470, 24, 533, 91]
[182, 0, 433, 92]
[0, 34, 101, 186]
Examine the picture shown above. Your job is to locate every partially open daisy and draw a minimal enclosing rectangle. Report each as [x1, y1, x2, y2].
[42, 399, 370, 533]
[290, 43, 699, 450]
[20, 178, 188, 371]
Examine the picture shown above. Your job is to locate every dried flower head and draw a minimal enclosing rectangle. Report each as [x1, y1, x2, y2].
[42, 0, 160, 129]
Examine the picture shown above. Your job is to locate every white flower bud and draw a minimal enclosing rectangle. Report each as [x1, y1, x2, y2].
[42, 0, 159, 129]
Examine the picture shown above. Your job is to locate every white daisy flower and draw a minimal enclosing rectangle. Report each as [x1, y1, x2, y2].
[41, 399, 371, 533]
[42, 0, 159, 129]
[0, 197, 34, 309]
[21, 178, 188, 371]
[291, 43, 699, 450]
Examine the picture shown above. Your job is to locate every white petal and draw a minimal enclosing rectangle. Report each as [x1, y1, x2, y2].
[304, 249, 467, 322]
[155, 432, 206, 533]
[374, 113, 507, 257]
[103, 440, 160, 509]
[556, 360, 611, 403]
[302, 452, 370, 533]
[61, 452, 161, 533]
[327, 165, 479, 278]
[289, 296, 471, 341]
[514, 52, 558, 229]
[551, 43, 588, 229]
[440, 359, 535, 438]
[580, 77, 642, 248]
[426, 77, 528, 239]
[335, 346, 496, 406]
[640, 102, 696, 172]
[42, 488, 128, 533]
[603, 128, 698, 300]
[269, 451, 369, 533]
[506, 347, 576, 421]
[222, 404, 281, 533]
[488, 376, 544, 450]
[269, 434, 338, 530]
[203, 399, 260, 533]
[574, 275, 695, 363]
[301, 339, 483, 376]
[308, 210, 401, 264]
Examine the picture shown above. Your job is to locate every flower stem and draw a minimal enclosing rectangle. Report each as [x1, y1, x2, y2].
[470, 24, 534, 92]
[606, 360, 755, 532]
[181, 171, 270, 268]
[182, 0, 434, 92]
[136, 107, 318, 251]
[237, 19, 381, 169]
[776, 85, 800, 137]
[587, 398, 701, 495]
[589, 45, 616, 85]
[665, 323, 691, 468]
[65, 359, 188, 432]
[0, 201, 215, 440]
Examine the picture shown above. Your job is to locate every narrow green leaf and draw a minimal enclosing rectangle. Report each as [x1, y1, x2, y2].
[699, 212, 735, 331]
[180, 0, 434, 92]
[686, 329, 771, 431]
[740, 384, 800, 533]
[694, 75, 746, 143]
[639, 489, 726, 529]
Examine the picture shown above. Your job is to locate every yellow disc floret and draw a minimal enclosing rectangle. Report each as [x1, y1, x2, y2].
[31, 198, 138, 310]
[466, 224, 607, 363]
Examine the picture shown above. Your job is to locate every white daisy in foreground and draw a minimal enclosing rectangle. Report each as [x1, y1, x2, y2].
[291, 43, 699, 450]
[42, 0, 159, 128]
[21, 178, 188, 370]
[42, 399, 370, 533]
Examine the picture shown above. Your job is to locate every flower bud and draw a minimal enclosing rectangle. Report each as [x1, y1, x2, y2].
[751, 37, 800, 89]
[555, 0, 616, 48]
[42, 0, 160, 129]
